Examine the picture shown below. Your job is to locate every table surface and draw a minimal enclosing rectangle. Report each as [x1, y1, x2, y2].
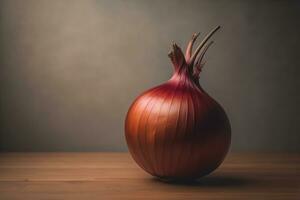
[0, 152, 299, 200]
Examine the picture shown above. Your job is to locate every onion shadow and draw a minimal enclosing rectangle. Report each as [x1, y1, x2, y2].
[150, 174, 257, 188]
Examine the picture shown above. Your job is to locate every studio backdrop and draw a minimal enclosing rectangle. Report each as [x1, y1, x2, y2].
[0, 0, 299, 152]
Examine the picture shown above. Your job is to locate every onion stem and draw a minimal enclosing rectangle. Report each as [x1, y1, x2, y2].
[196, 41, 214, 67]
[185, 32, 200, 62]
[189, 26, 220, 66]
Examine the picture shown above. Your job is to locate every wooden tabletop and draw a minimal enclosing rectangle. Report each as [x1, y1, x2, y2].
[0, 153, 299, 200]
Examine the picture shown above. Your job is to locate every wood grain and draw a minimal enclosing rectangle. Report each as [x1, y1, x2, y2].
[0, 153, 299, 199]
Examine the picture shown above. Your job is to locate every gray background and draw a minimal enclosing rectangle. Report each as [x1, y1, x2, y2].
[0, 0, 299, 152]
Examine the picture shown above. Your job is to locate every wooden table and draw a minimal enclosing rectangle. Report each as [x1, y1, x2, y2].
[0, 153, 299, 199]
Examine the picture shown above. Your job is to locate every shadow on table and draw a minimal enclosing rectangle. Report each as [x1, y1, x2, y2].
[150, 175, 257, 188]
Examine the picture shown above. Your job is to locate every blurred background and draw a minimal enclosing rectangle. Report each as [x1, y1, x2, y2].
[0, 0, 299, 152]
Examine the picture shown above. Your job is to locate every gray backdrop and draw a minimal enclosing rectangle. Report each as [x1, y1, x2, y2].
[0, 0, 299, 152]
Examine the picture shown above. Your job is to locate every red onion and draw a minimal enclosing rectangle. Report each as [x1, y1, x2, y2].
[125, 26, 231, 180]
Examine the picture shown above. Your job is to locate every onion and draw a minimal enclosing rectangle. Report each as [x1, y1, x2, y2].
[125, 26, 231, 180]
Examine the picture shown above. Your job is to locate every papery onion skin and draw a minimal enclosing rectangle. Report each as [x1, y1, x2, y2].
[125, 26, 231, 180]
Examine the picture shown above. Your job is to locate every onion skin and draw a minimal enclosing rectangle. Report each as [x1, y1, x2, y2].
[125, 26, 231, 180]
